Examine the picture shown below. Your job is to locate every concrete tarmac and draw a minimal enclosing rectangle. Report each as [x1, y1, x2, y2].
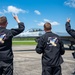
[13, 45, 75, 75]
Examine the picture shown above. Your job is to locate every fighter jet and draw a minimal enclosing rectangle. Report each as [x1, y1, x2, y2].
[15, 28, 45, 38]
[15, 28, 75, 50]
[56, 32, 75, 50]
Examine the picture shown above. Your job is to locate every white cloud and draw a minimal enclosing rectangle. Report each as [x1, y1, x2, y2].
[4, 6, 27, 14]
[64, 0, 75, 8]
[0, 11, 3, 14]
[34, 10, 41, 15]
[37, 19, 59, 26]
[3, 9, 9, 13]
[51, 21, 59, 25]
[44, 19, 59, 25]
[0, 11, 4, 16]
[38, 22, 44, 26]
[44, 19, 50, 22]
[34, 20, 38, 22]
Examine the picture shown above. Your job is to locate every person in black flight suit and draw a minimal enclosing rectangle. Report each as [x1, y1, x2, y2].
[35, 22, 65, 75]
[65, 18, 75, 75]
[0, 14, 25, 75]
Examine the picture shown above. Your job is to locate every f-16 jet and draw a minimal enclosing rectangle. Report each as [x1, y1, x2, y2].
[15, 28, 75, 50]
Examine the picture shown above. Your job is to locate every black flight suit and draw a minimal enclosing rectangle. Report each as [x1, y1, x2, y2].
[65, 22, 75, 74]
[35, 32, 65, 75]
[0, 22, 25, 75]
[65, 22, 75, 39]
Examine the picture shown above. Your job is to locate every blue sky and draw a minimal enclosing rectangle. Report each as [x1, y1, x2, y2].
[0, 0, 75, 32]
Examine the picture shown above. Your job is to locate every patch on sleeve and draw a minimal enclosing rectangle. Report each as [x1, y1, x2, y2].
[0, 33, 6, 44]
[47, 37, 58, 46]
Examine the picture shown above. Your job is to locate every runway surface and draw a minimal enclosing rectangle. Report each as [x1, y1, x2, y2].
[12, 45, 75, 75]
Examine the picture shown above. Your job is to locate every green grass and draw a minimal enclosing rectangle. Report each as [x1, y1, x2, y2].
[12, 41, 37, 45]
[12, 37, 37, 45]
[13, 37, 36, 41]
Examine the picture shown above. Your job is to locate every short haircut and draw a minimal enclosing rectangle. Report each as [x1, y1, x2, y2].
[44, 22, 51, 30]
[0, 16, 7, 25]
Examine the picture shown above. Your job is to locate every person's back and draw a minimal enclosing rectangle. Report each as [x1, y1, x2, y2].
[0, 15, 25, 75]
[40, 32, 64, 66]
[35, 22, 65, 75]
